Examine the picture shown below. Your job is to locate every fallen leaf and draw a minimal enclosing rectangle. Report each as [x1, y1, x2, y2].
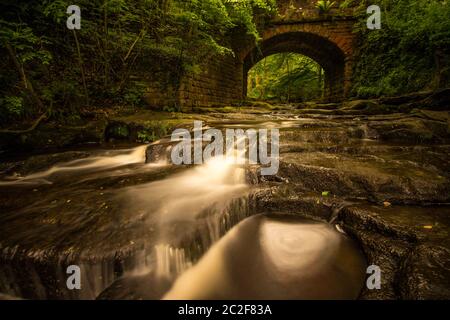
[383, 201, 391, 207]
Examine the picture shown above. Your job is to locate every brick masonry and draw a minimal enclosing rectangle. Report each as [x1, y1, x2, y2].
[144, 0, 357, 109]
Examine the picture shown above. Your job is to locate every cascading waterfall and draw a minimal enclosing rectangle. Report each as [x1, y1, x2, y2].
[0, 134, 253, 299]
[0, 117, 375, 300]
[154, 245, 192, 280]
[122, 144, 251, 282]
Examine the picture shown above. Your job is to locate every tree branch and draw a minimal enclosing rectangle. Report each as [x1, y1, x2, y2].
[0, 112, 48, 134]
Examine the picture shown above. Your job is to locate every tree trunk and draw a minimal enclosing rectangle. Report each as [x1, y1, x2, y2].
[4, 42, 45, 113]
[286, 56, 291, 103]
[104, 0, 110, 88]
[434, 49, 444, 89]
[72, 30, 90, 105]
[318, 67, 323, 98]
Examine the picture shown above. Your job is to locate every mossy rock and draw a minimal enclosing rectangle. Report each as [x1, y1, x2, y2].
[342, 100, 380, 111]
[0, 120, 107, 153]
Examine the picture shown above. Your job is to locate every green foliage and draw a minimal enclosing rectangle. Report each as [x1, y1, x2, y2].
[162, 105, 178, 113]
[0, 20, 52, 66]
[0, 96, 25, 117]
[248, 53, 324, 102]
[226, 0, 277, 41]
[110, 124, 130, 139]
[0, 0, 277, 124]
[352, 0, 450, 97]
[137, 120, 170, 142]
[123, 82, 147, 108]
[339, 0, 357, 9]
[315, 1, 336, 13]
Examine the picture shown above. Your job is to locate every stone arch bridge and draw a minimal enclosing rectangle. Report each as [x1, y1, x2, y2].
[146, 0, 357, 108]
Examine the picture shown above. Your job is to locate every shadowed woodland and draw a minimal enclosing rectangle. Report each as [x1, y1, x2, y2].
[0, 0, 450, 302]
[0, 0, 449, 129]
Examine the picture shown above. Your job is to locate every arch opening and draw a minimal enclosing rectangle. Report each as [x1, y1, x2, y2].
[247, 53, 324, 102]
[243, 32, 346, 101]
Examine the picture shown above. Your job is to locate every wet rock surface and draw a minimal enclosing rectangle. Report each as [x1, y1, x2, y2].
[96, 272, 172, 300]
[397, 244, 450, 299]
[0, 151, 92, 179]
[0, 99, 449, 300]
[245, 104, 450, 299]
[0, 120, 108, 154]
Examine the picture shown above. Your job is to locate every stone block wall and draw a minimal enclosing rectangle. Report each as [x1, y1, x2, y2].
[143, 55, 243, 110]
[179, 56, 243, 109]
[144, 83, 179, 109]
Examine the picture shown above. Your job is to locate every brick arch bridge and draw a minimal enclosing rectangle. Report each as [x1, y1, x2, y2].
[146, 0, 357, 108]
[242, 19, 356, 99]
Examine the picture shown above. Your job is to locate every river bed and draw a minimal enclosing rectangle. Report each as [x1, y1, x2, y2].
[0, 112, 449, 300]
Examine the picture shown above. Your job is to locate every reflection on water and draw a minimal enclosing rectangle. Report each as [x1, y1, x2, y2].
[164, 214, 367, 300]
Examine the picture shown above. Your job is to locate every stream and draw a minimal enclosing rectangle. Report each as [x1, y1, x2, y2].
[0, 110, 449, 300]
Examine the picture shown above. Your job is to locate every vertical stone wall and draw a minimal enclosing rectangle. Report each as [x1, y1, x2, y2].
[144, 83, 179, 109]
[143, 55, 243, 110]
[179, 56, 243, 109]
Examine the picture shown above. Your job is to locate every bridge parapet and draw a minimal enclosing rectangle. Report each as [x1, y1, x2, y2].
[274, 0, 357, 22]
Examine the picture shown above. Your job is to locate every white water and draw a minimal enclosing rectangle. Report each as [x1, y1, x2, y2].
[154, 244, 193, 279]
[0, 145, 149, 185]
[0, 141, 251, 296]
[121, 147, 249, 280]
[123, 153, 248, 224]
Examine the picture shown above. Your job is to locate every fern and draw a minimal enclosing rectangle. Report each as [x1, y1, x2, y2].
[315, 1, 336, 13]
